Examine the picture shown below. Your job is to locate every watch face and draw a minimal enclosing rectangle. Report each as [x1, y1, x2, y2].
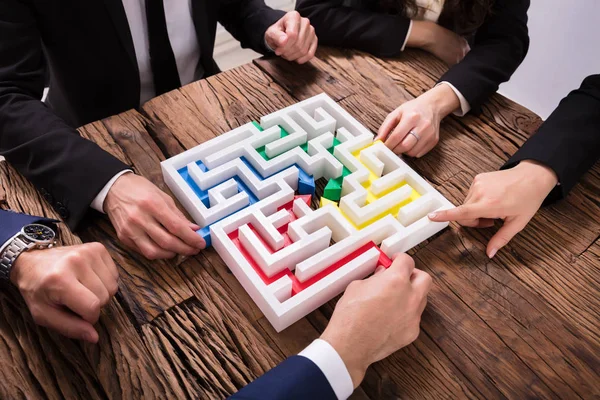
[23, 224, 55, 242]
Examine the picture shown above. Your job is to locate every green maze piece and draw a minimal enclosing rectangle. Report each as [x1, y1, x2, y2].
[323, 176, 343, 201]
[326, 137, 342, 155]
[252, 121, 264, 131]
[342, 166, 351, 177]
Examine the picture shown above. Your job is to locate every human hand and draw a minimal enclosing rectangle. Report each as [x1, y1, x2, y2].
[429, 160, 558, 258]
[407, 21, 470, 66]
[265, 11, 318, 64]
[104, 173, 205, 260]
[376, 84, 460, 157]
[10, 243, 118, 343]
[320, 254, 432, 388]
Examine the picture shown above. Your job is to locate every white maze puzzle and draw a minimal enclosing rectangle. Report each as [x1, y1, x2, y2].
[162, 93, 454, 331]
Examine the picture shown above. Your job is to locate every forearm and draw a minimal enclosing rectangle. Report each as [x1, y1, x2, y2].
[218, 0, 284, 53]
[0, 93, 130, 228]
[296, 0, 411, 57]
[439, 0, 530, 110]
[503, 75, 600, 202]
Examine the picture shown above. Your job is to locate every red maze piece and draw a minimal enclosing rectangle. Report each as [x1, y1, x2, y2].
[227, 198, 392, 298]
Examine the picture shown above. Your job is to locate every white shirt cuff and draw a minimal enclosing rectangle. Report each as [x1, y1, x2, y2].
[437, 81, 471, 116]
[90, 170, 133, 213]
[400, 20, 413, 52]
[298, 339, 354, 400]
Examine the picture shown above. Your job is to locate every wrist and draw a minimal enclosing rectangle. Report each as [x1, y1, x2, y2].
[421, 84, 461, 118]
[320, 330, 369, 388]
[9, 249, 37, 286]
[104, 172, 132, 212]
[515, 160, 559, 194]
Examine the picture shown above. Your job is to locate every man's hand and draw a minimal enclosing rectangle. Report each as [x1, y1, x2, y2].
[265, 11, 318, 64]
[376, 84, 460, 157]
[429, 160, 559, 258]
[10, 243, 119, 343]
[320, 254, 432, 388]
[104, 173, 205, 260]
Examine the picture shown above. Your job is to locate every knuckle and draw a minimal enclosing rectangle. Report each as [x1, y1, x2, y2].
[29, 305, 45, 324]
[290, 10, 300, 18]
[138, 196, 155, 210]
[409, 326, 421, 343]
[85, 242, 105, 255]
[108, 281, 119, 296]
[87, 299, 101, 321]
[66, 250, 85, 266]
[388, 271, 406, 286]
[144, 248, 160, 260]
[395, 253, 415, 268]
[345, 280, 361, 292]
[157, 235, 176, 250]
[125, 213, 143, 227]
[408, 111, 420, 120]
[44, 270, 68, 288]
[99, 292, 110, 307]
[423, 272, 433, 287]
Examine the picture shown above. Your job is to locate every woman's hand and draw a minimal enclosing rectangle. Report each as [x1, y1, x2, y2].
[376, 84, 460, 157]
[428, 160, 559, 258]
[406, 21, 470, 66]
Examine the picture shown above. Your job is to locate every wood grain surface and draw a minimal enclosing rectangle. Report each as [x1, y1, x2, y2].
[0, 48, 598, 399]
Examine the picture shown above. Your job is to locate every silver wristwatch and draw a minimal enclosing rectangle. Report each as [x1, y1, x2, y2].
[0, 224, 57, 281]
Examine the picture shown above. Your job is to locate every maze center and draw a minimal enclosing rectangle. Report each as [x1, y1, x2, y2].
[162, 93, 454, 331]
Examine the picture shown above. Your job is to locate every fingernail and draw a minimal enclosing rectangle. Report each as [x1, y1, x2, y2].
[428, 212, 437, 219]
[488, 248, 497, 259]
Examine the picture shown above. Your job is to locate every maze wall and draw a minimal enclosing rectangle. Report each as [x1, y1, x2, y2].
[162, 94, 454, 331]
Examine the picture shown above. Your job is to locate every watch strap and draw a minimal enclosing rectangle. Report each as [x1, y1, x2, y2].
[0, 237, 31, 280]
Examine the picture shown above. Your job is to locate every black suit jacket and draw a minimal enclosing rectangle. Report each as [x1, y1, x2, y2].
[0, 0, 284, 229]
[502, 74, 600, 203]
[296, 0, 530, 112]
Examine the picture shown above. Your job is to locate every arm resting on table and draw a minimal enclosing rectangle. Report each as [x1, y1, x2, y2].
[296, 0, 412, 57]
[0, 0, 130, 229]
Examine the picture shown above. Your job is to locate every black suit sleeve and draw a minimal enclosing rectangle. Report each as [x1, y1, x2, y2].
[0, 0, 129, 230]
[296, 0, 412, 57]
[218, 0, 286, 54]
[502, 74, 600, 204]
[439, 0, 530, 111]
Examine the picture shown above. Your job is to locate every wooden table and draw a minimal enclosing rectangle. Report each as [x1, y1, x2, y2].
[1, 48, 599, 400]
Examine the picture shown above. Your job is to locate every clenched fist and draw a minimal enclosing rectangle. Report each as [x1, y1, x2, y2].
[10, 242, 119, 343]
[321, 254, 432, 387]
[265, 11, 318, 64]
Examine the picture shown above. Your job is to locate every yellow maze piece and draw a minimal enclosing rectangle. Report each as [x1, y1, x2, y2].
[320, 141, 421, 229]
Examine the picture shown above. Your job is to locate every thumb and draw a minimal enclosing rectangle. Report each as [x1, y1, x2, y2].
[486, 217, 527, 258]
[265, 26, 287, 50]
[276, 32, 288, 48]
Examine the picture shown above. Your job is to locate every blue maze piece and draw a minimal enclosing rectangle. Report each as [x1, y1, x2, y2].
[197, 226, 212, 248]
[297, 167, 315, 196]
[178, 157, 314, 247]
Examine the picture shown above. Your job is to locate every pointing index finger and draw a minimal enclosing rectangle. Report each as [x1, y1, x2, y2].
[429, 204, 487, 223]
